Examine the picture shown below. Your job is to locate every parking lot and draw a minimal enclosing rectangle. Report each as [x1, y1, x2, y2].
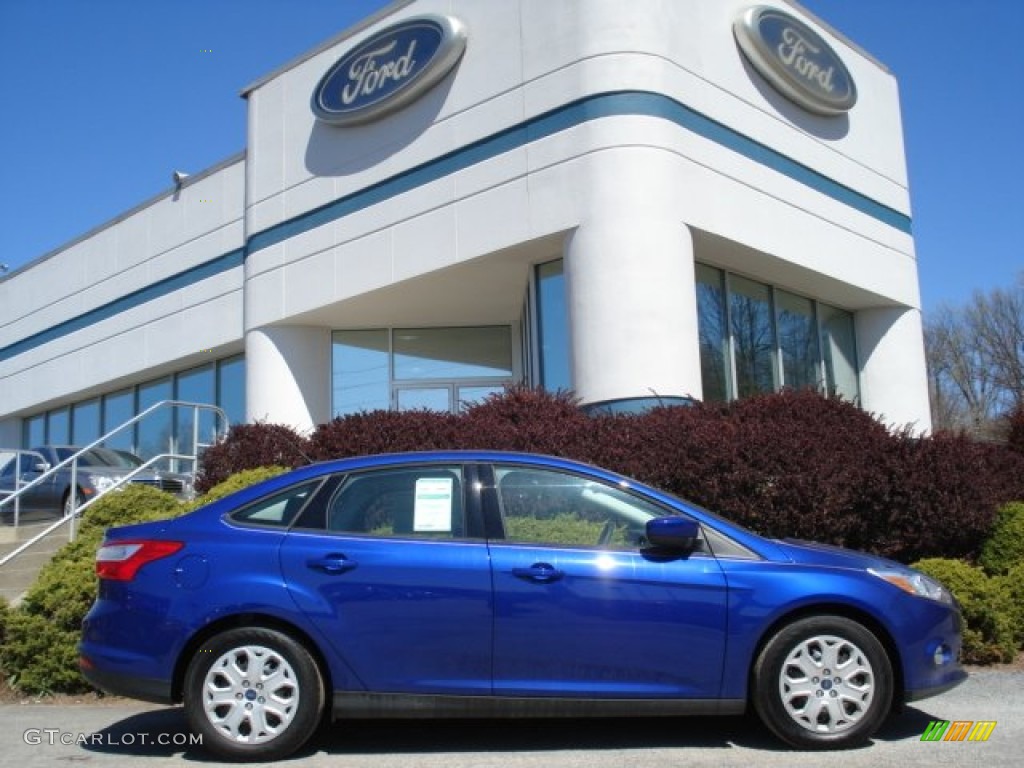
[1, 668, 1019, 767]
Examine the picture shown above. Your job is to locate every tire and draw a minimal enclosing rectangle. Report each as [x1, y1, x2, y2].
[752, 615, 893, 749]
[183, 627, 325, 762]
[63, 488, 85, 517]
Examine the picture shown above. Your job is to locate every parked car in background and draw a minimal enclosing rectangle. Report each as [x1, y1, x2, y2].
[80, 450, 966, 761]
[0, 445, 191, 520]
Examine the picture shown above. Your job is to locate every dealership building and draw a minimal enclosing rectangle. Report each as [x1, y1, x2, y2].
[0, 0, 932, 460]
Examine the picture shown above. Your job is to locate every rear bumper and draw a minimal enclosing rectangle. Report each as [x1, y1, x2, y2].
[79, 658, 174, 705]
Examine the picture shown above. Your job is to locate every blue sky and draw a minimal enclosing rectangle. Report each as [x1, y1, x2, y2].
[1, 0, 1020, 314]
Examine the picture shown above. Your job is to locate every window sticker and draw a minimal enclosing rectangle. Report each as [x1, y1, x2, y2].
[414, 477, 453, 532]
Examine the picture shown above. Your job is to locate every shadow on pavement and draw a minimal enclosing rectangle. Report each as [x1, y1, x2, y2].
[81, 705, 938, 760]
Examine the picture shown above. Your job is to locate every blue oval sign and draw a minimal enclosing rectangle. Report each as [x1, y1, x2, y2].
[312, 15, 467, 126]
[733, 6, 857, 116]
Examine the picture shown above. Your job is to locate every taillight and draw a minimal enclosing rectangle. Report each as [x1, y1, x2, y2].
[96, 540, 184, 581]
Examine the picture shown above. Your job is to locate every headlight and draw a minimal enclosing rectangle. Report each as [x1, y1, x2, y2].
[868, 567, 953, 604]
[91, 475, 125, 493]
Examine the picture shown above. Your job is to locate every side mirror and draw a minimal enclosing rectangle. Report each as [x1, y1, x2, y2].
[32, 461, 50, 473]
[646, 516, 701, 551]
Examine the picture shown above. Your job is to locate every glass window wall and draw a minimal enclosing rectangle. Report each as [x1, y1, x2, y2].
[536, 260, 570, 392]
[820, 304, 859, 401]
[695, 264, 859, 403]
[102, 389, 135, 452]
[695, 264, 730, 401]
[71, 399, 100, 446]
[776, 290, 820, 391]
[333, 327, 512, 416]
[729, 275, 777, 398]
[20, 353, 245, 460]
[332, 330, 390, 414]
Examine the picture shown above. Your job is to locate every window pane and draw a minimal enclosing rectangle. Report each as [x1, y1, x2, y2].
[820, 304, 859, 401]
[71, 399, 100, 446]
[328, 467, 465, 538]
[695, 264, 730, 401]
[230, 481, 320, 528]
[23, 414, 45, 449]
[217, 355, 246, 426]
[729, 276, 777, 398]
[457, 385, 504, 412]
[776, 290, 820, 390]
[102, 389, 135, 452]
[333, 330, 390, 416]
[176, 364, 216, 462]
[46, 408, 70, 446]
[494, 467, 662, 549]
[394, 327, 512, 381]
[397, 387, 451, 412]
[536, 260, 571, 391]
[137, 378, 173, 462]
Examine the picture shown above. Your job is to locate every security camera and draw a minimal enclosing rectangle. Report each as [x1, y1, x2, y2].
[172, 170, 189, 187]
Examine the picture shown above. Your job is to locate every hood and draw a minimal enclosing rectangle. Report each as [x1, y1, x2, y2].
[775, 538, 902, 572]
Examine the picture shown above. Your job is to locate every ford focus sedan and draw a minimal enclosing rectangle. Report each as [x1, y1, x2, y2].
[79, 451, 965, 760]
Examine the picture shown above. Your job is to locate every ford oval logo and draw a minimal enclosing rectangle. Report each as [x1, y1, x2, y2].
[733, 6, 857, 116]
[312, 15, 467, 126]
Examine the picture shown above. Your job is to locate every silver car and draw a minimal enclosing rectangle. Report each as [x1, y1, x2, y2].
[0, 445, 191, 520]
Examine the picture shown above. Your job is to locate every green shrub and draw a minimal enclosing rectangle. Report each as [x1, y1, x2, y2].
[186, 465, 288, 510]
[997, 561, 1024, 647]
[0, 486, 184, 694]
[913, 558, 1018, 664]
[980, 502, 1024, 575]
[0, 470, 289, 696]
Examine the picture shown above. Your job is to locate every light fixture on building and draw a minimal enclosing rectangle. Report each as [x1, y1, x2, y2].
[172, 170, 189, 188]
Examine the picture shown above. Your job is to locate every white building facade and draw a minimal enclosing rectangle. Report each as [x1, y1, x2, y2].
[0, 0, 932, 457]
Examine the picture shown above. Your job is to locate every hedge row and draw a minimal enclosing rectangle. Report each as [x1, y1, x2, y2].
[198, 387, 1024, 563]
[0, 467, 288, 695]
[913, 557, 1024, 664]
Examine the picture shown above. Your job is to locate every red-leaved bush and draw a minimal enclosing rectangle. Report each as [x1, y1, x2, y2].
[197, 387, 1024, 562]
[195, 422, 312, 493]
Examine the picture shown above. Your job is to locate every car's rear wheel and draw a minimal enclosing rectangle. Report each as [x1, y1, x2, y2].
[183, 627, 324, 761]
[752, 615, 892, 749]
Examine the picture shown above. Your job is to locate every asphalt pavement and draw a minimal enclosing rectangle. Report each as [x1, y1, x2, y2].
[1, 668, 1019, 767]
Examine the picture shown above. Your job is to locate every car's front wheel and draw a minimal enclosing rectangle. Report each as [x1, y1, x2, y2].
[63, 488, 85, 517]
[183, 627, 325, 761]
[752, 615, 893, 749]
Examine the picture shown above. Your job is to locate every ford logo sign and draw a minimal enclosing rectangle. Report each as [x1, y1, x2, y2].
[312, 15, 467, 126]
[733, 6, 856, 116]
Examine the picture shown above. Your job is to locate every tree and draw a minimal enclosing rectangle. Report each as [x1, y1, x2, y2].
[925, 273, 1024, 437]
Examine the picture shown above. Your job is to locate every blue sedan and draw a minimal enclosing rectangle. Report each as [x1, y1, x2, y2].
[79, 451, 965, 760]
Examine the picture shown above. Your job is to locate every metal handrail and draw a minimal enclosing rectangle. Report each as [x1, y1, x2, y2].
[0, 400, 228, 567]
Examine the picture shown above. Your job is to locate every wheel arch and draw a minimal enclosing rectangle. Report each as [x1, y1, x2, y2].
[747, 603, 906, 711]
[171, 612, 334, 704]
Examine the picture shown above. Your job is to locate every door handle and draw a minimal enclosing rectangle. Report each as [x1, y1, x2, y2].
[511, 563, 563, 583]
[307, 554, 358, 574]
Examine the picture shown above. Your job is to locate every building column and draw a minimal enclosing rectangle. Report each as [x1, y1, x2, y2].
[245, 326, 331, 432]
[564, 217, 701, 405]
[856, 307, 933, 433]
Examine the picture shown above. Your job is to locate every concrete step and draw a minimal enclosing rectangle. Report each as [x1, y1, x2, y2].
[0, 521, 76, 606]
